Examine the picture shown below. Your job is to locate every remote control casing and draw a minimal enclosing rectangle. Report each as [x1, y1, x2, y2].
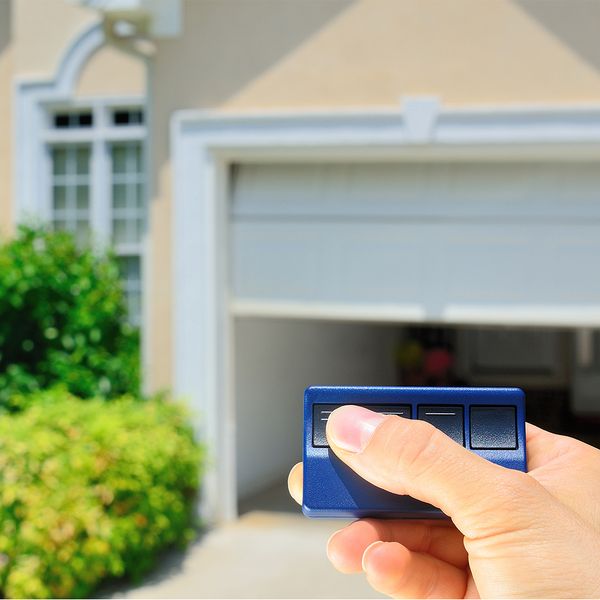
[303, 386, 526, 519]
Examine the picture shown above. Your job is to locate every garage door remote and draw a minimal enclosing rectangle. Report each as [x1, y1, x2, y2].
[303, 386, 526, 519]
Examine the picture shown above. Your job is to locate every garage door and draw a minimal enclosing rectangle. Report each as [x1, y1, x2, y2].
[231, 162, 600, 326]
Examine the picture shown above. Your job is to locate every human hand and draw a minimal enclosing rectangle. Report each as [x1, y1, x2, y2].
[288, 405, 600, 598]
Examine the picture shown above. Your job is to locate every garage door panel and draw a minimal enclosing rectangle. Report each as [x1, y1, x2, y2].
[233, 221, 600, 314]
[231, 163, 600, 325]
[232, 163, 600, 221]
[441, 227, 600, 303]
[232, 222, 431, 304]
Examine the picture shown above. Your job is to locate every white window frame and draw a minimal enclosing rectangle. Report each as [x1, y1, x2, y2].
[42, 98, 146, 250]
[42, 101, 146, 330]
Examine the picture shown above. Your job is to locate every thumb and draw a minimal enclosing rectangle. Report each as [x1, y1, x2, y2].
[326, 405, 540, 538]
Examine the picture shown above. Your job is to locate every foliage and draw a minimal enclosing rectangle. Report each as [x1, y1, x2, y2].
[0, 389, 202, 599]
[0, 225, 140, 409]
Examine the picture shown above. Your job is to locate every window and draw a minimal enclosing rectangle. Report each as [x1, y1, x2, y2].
[112, 108, 144, 126]
[111, 141, 145, 326]
[51, 146, 91, 244]
[53, 111, 93, 128]
[47, 104, 146, 325]
[118, 256, 141, 326]
[111, 141, 144, 246]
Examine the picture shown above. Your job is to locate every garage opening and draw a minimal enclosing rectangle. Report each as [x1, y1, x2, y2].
[230, 158, 600, 514]
[235, 318, 600, 515]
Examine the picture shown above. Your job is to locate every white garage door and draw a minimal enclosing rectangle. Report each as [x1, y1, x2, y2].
[231, 161, 600, 326]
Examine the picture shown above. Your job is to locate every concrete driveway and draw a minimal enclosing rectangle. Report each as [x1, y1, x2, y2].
[110, 511, 382, 599]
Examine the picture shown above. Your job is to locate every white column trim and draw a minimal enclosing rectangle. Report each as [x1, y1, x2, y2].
[171, 102, 600, 523]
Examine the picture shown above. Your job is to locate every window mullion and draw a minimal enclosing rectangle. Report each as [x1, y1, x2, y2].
[42, 145, 53, 223]
[90, 139, 111, 248]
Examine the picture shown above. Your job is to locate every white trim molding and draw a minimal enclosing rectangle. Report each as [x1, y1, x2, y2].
[171, 101, 600, 523]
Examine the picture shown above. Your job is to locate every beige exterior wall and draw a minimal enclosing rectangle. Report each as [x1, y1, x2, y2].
[0, 1, 12, 237]
[75, 45, 145, 98]
[11, 0, 144, 97]
[12, 0, 97, 80]
[148, 0, 600, 391]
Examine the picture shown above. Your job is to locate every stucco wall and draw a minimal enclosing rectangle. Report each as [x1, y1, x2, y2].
[148, 0, 600, 391]
[11, 0, 144, 100]
[11, 0, 144, 101]
[0, 1, 12, 237]
[12, 0, 97, 80]
[75, 45, 145, 98]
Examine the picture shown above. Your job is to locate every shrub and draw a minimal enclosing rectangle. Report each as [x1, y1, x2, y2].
[0, 389, 202, 599]
[0, 225, 140, 410]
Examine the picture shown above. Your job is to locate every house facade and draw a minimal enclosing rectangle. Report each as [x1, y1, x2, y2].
[2, 0, 600, 522]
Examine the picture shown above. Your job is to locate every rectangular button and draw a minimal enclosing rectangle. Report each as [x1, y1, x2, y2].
[470, 406, 517, 449]
[313, 404, 411, 447]
[418, 405, 464, 445]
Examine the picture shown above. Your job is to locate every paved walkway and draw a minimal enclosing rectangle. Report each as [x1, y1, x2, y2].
[110, 511, 382, 599]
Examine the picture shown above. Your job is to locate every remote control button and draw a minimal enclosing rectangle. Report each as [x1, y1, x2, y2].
[313, 404, 411, 448]
[470, 406, 517, 449]
[417, 405, 464, 445]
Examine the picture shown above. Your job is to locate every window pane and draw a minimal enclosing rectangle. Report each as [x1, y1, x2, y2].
[117, 256, 141, 325]
[54, 114, 70, 129]
[76, 221, 90, 244]
[112, 109, 144, 126]
[53, 185, 67, 210]
[113, 183, 127, 209]
[75, 147, 90, 175]
[76, 185, 89, 210]
[112, 146, 127, 174]
[50, 144, 90, 242]
[128, 292, 141, 325]
[135, 183, 144, 209]
[113, 110, 129, 126]
[133, 144, 142, 171]
[78, 113, 93, 127]
[113, 219, 128, 243]
[118, 255, 141, 280]
[52, 148, 67, 175]
[111, 142, 144, 244]
[135, 219, 144, 241]
[53, 112, 93, 129]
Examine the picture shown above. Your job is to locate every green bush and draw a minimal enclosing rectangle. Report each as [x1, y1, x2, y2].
[0, 225, 140, 410]
[0, 389, 202, 599]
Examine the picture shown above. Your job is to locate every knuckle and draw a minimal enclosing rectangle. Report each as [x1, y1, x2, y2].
[464, 469, 543, 539]
[497, 469, 539, 501]
[484, 470, 533, 514]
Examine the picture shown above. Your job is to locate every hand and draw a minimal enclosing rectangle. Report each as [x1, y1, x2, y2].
[288, 405, 600, 598]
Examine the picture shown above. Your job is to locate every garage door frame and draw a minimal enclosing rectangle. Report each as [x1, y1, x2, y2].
[171, 99, 600, 523]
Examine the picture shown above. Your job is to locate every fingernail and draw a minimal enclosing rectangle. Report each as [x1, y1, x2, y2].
[327, 405, 386, 453]
[362, 540, 385, 572]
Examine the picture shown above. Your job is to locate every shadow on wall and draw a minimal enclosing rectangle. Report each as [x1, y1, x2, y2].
[147, 0, 357, 276]
[153, 0, 354, 132]
[515, 0, 600, 75]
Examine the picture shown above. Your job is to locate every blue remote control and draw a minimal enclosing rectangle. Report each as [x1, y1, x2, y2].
[303, 386, 526, 519]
